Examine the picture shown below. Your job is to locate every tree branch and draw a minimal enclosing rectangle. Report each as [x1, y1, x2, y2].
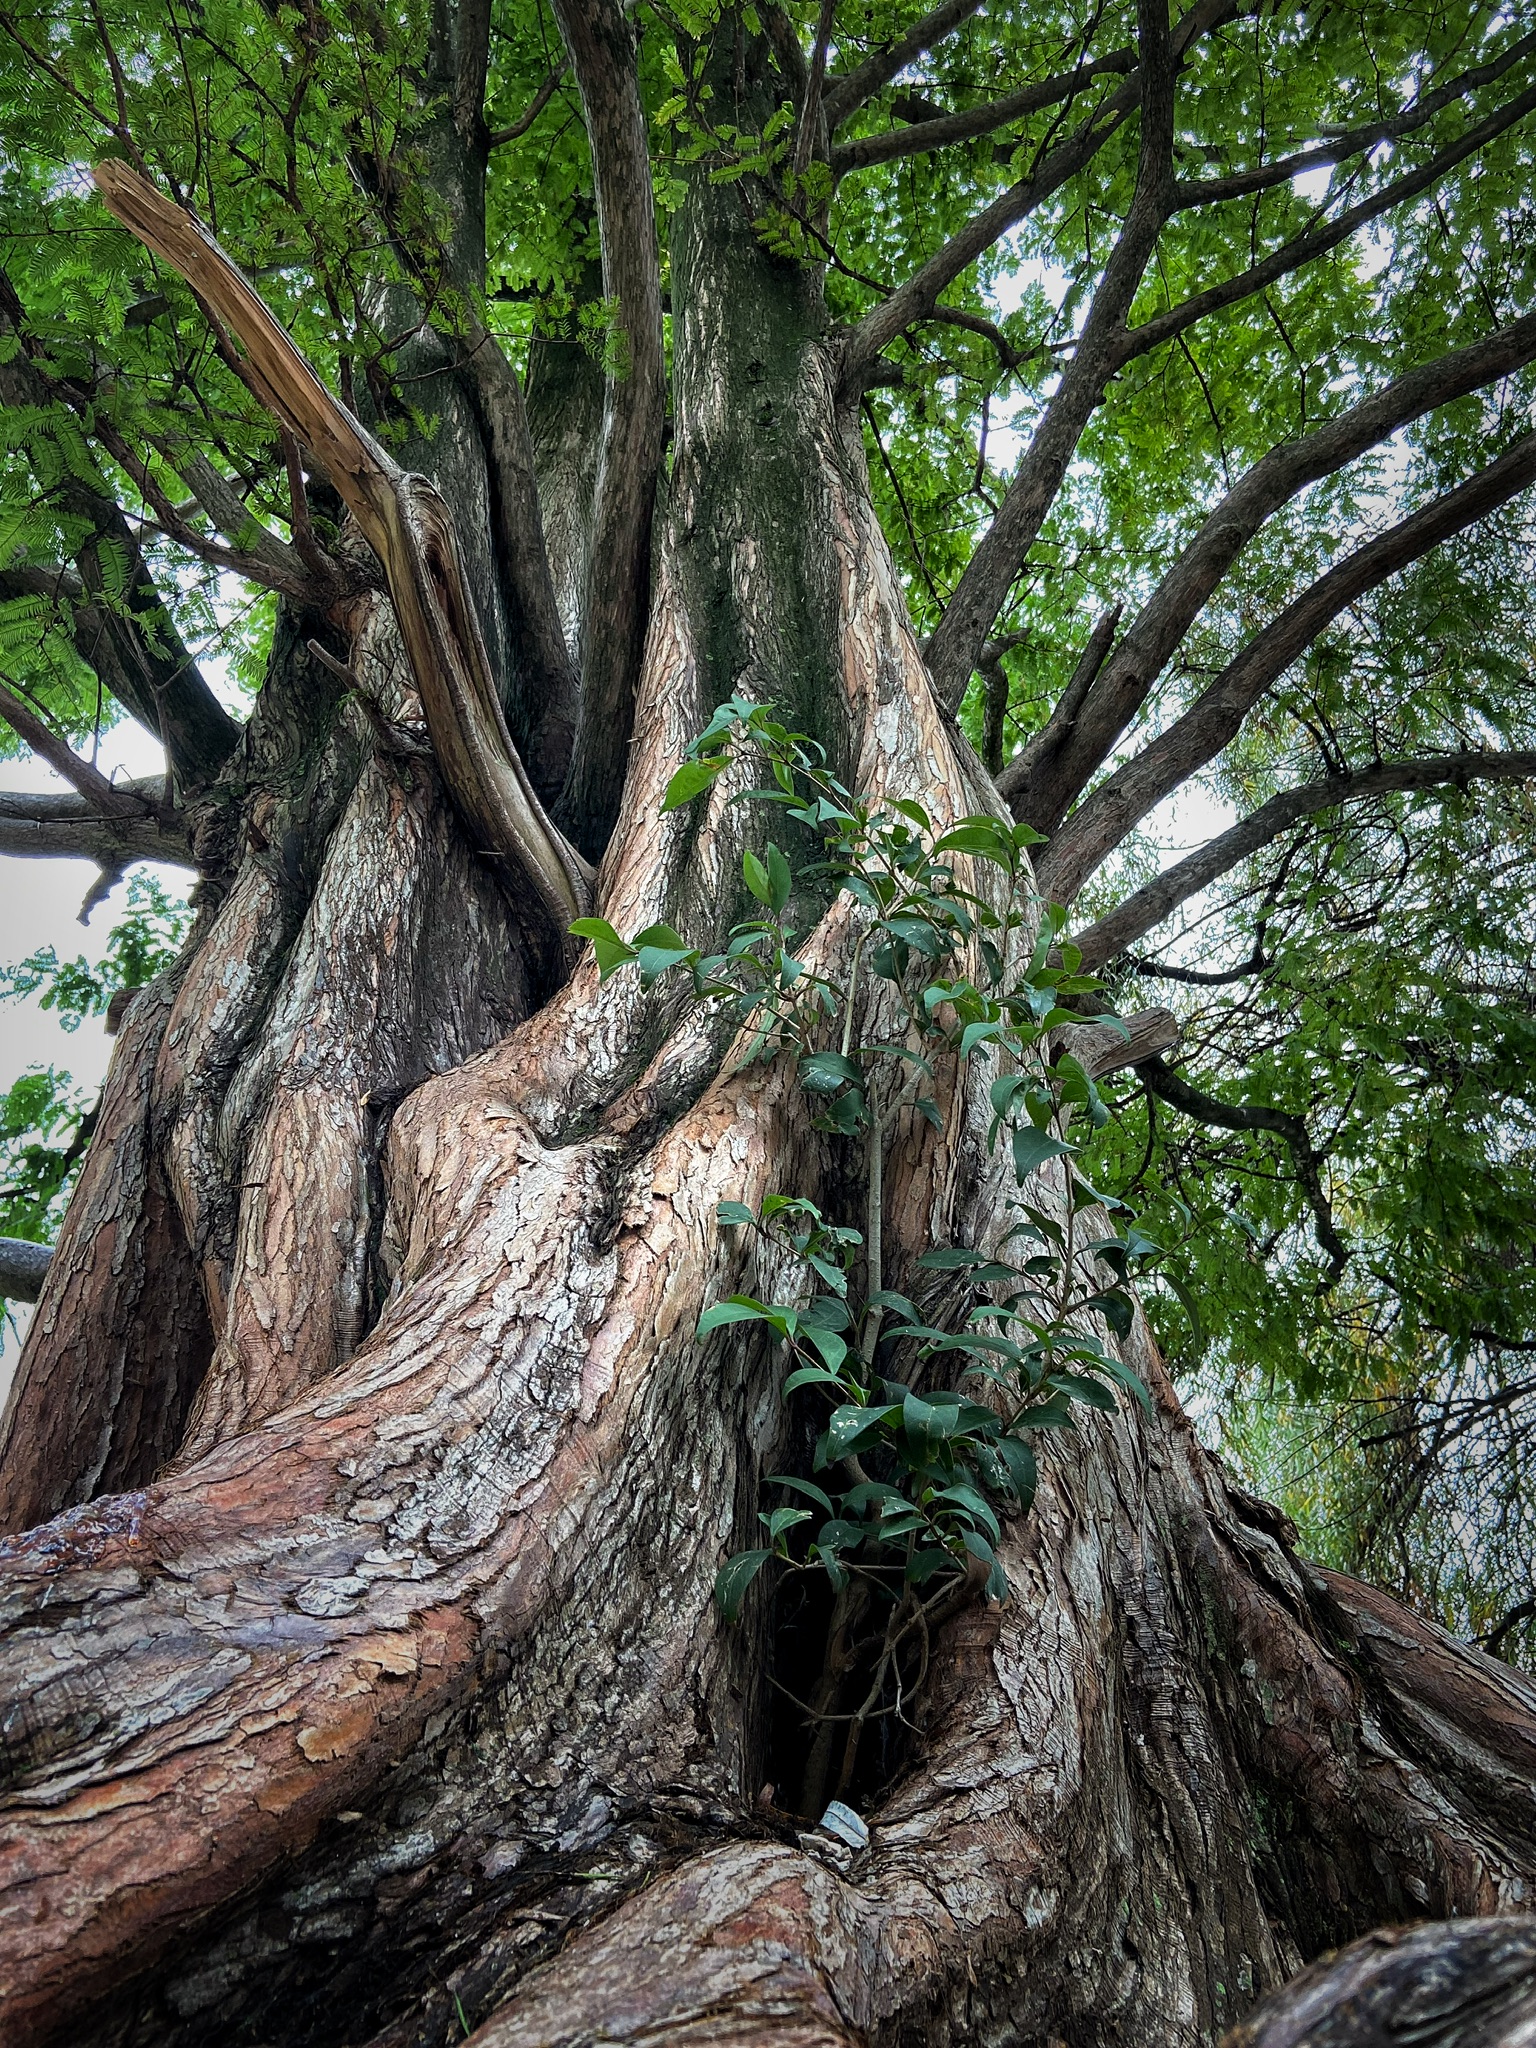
[923, 0, 1185, 710]
[1054, 1004, 1179, 1079]
[840, 0, 1236, 394]
[548, 0, 667, 861]
[0, 780, 192, 868]
[1138, 1053, 1348, 1279]
[1036, 426, 1536, 898]
[457, 320, 582, 799]
[994, 602, 1120, 804]
[0, 1238, 51, 1305]
[1233, 1919, 1536, 2047]
[1170, 26, 1536, 209]
[839, 74, 1138, 390]
[0, 286, 245, 789]
[0, 678, 157, 820]
[792, 0, 837, 177]
[831, 49, 1137, 175]
[487, 59, 569, 147]
[92, 160, 593, 940]
[1122, 78, 1536, 370]
[163, 447, 311, 590]
[1013, 315, 1536, 858]
[1074, 750, 1536, 969]
[821, 0, 986, 131]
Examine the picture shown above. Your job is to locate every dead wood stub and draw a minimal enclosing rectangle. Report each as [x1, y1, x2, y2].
[91, 160, 592, 946]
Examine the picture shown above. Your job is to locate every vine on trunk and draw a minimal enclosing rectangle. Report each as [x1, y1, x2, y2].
[574, 698, 1166, 1812]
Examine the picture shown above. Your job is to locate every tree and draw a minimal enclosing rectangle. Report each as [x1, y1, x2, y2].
[1, 0, 1535, 2041]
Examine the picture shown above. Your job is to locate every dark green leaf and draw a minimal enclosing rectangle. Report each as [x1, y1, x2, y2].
[715, 1548, 772, 1621]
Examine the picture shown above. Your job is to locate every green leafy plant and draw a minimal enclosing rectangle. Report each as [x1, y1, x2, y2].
[0, 874, 190, 1282]
[0, 873, 189, 1029]
[574, 701, 1164, 1811]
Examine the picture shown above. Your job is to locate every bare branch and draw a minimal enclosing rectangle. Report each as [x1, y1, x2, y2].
[832, 50, 1137, 175]
[1138, 1054, 1348, 1279]
[92, 160, 593, 939]
[822, 0, 986, 131]
[0, 1238, 51, 1305]
[1074, 750, 1536, 969]
[1054, 1004, 1180, 1079]
[0, 780, 192, 868]
[487, 60, 569, 147]
[548, 0, 667, 860]
[1037, 425, 1536, 898]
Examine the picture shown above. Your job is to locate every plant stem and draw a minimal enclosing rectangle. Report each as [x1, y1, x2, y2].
[861, 1110, 884, 1370]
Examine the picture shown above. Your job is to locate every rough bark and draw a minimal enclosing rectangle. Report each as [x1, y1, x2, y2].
[1225, 1917, 1536, 2047]
[1, 147, 1535, 2048]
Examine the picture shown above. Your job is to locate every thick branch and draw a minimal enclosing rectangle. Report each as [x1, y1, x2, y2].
[0, 781, 191, 868]
[923, 0, 1181, 710]
[1014, 320, 1536, 853]
[832, 50, 1137, 175]
[0, 1238, 51, 1304]
[1138, 1053, 1347, 1277]
[994, 602, 1120, 805]
[1038, 428, 1536, 897]
[548, 0, 666, 861]
[93, 160, 592, 938]
[1074, 751, 1536, 969]
[1055, 1003, 1179, 1078]
[458, 322, 582, 798]
[821, 0, 986, 130]
[0, 678, 151, 820]
[1228, 1918, 1536, 2048]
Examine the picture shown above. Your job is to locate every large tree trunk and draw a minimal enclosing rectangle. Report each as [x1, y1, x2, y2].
[1, 174, 1534, 2048]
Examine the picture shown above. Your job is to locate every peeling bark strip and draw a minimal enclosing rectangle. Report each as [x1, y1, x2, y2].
[91, 162, 592, 939]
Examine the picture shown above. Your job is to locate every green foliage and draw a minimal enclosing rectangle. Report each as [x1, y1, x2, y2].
[0, 1065, 95, 1250]
[575, 701, 1164, 1782]
[0, 874, 189, 1030]
[0, 875, 189, 1282]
